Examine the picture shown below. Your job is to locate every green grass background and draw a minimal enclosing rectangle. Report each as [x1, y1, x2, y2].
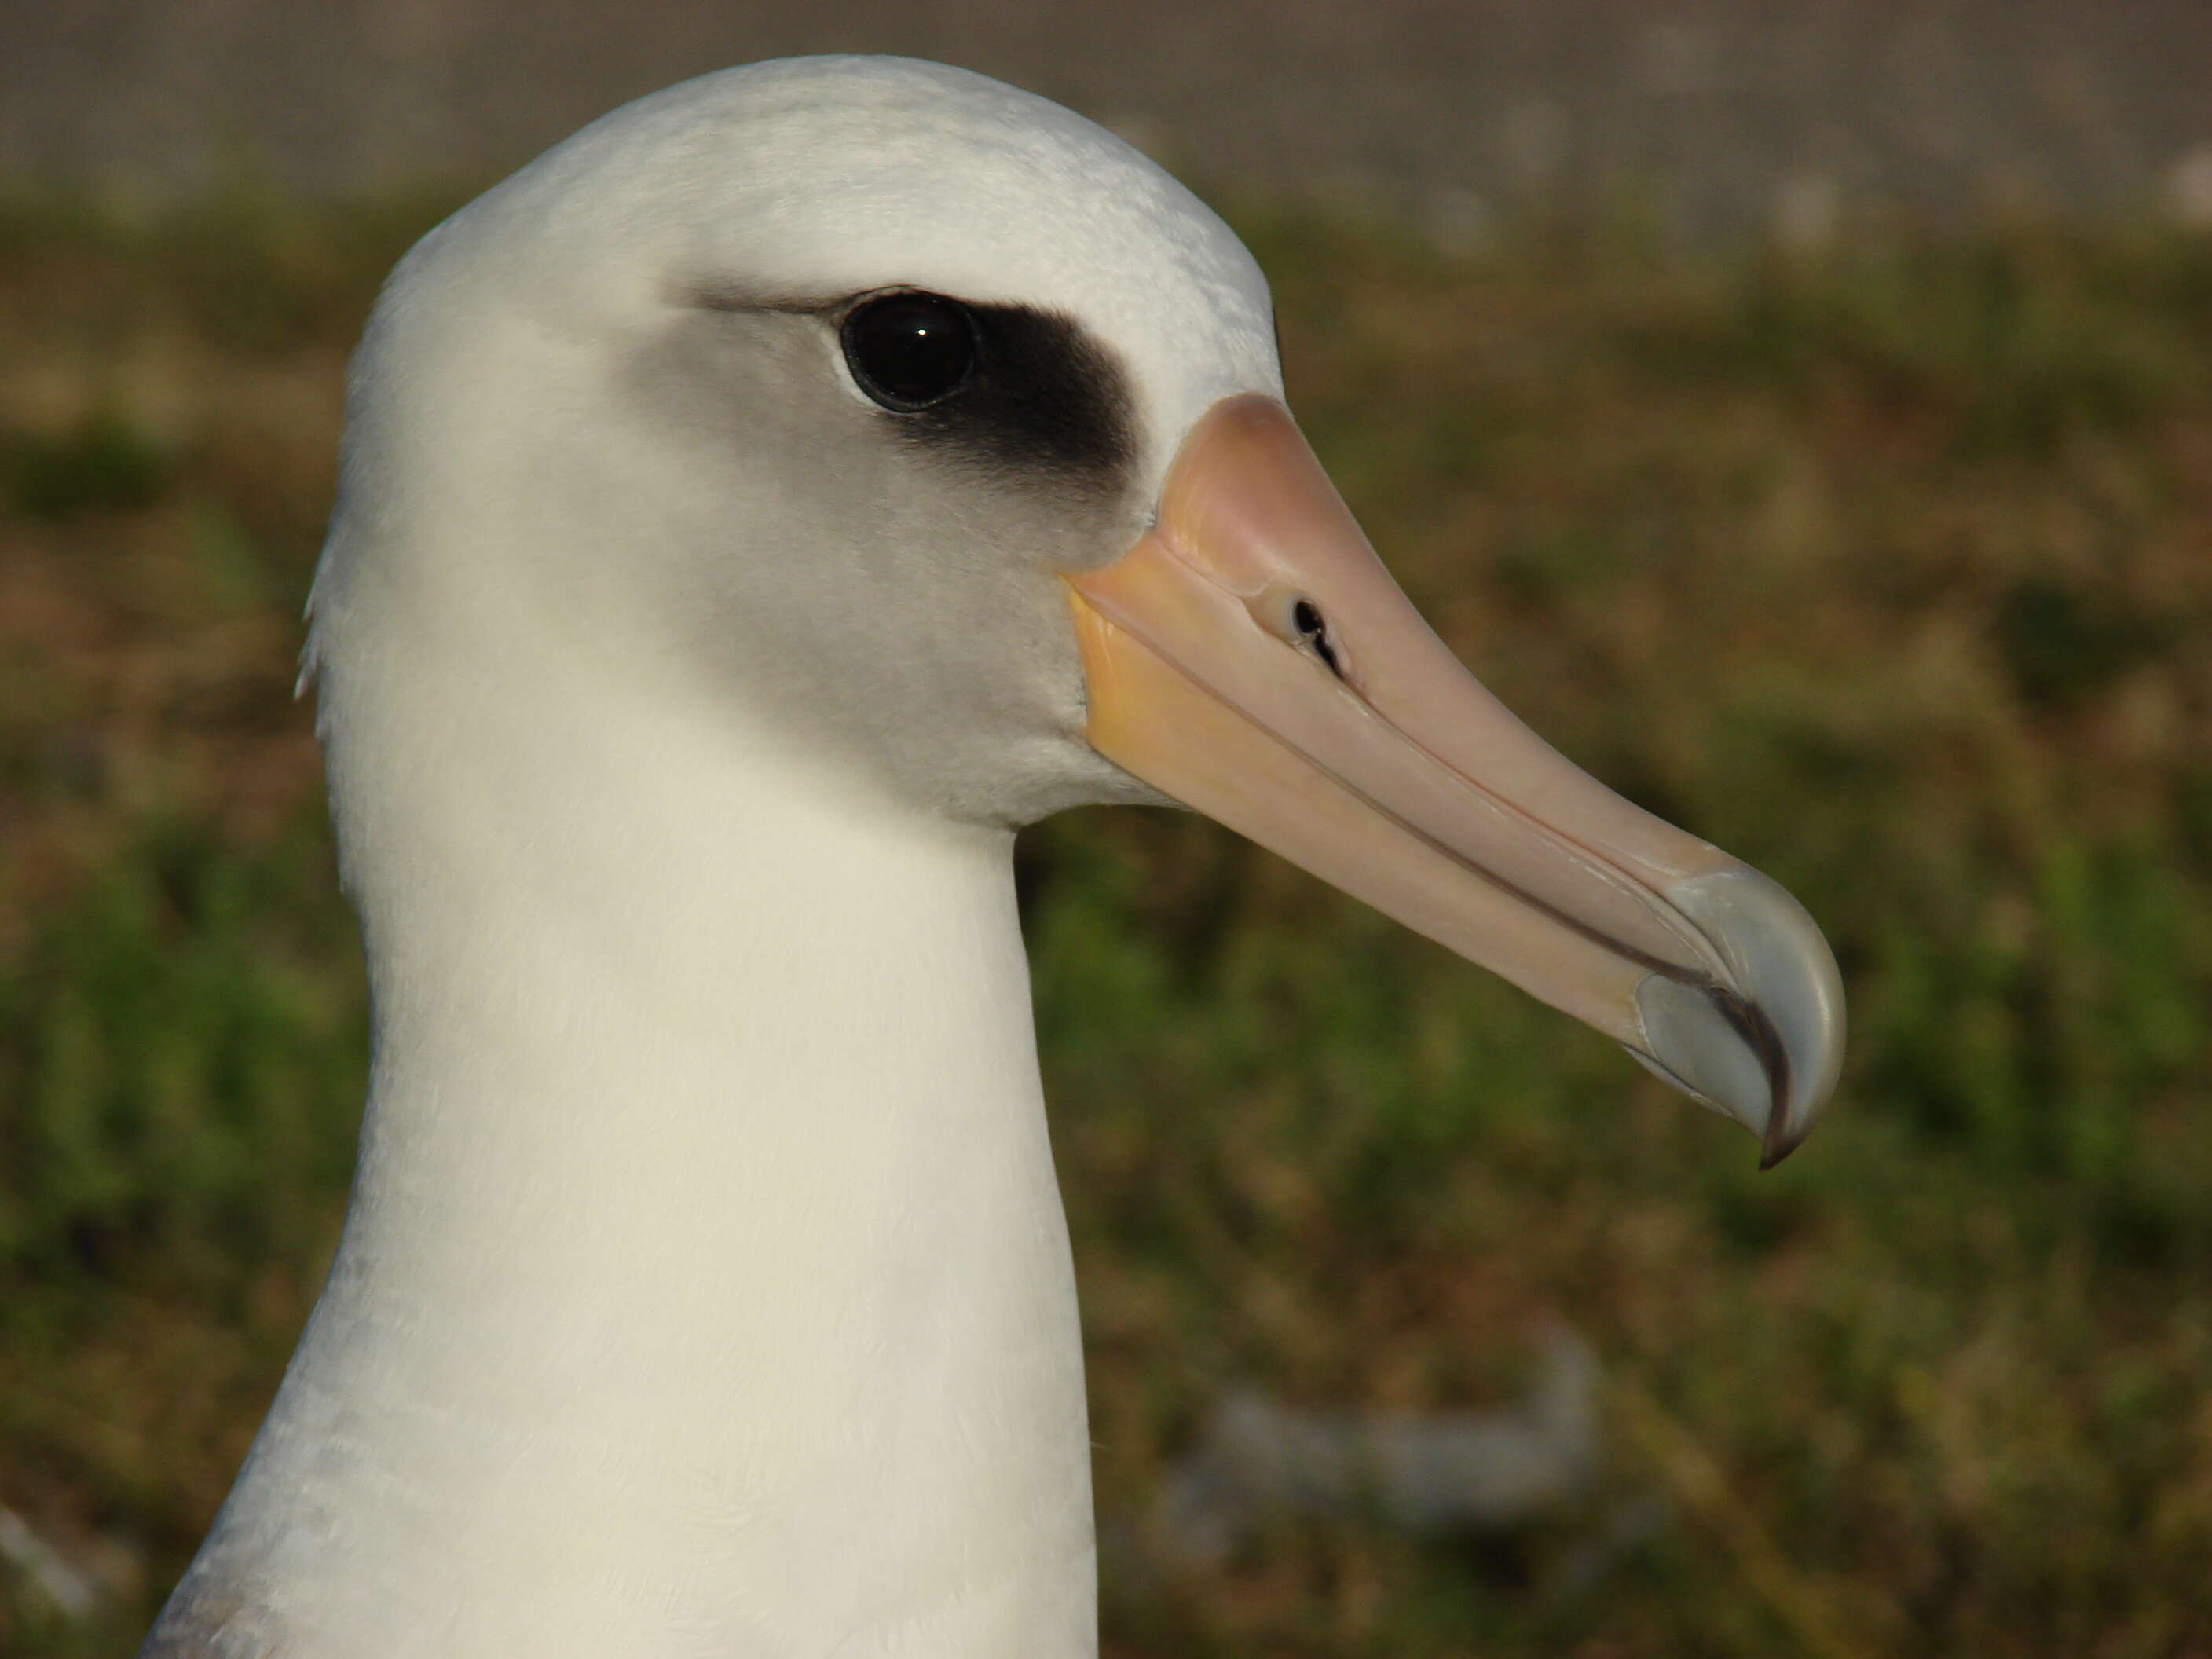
[1, 192, 2209, 1656]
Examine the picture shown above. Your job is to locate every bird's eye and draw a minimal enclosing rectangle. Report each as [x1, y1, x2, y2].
[840, 291, 979, 411]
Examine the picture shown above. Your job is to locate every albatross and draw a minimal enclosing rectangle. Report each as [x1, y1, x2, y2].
[140, 55, 1843, 1657]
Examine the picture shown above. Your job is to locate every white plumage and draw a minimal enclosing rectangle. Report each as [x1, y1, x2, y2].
[143, 53, 1840, 1659]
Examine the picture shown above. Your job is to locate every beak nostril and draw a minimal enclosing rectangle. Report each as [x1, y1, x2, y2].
[1291, 597, 1344, 679]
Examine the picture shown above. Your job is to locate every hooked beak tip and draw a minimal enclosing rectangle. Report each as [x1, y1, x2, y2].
[1758, 1132, 1806, 1173]
[1632, 867, 1845, 1168]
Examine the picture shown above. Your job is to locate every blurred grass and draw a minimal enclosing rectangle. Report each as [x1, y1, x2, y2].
[1, 189, 2210, 1657]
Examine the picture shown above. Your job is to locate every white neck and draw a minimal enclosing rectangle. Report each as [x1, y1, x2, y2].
[150, 602, 1098, 1657]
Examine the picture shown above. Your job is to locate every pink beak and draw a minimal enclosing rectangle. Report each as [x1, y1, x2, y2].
[1066, 396, 1843, 1164]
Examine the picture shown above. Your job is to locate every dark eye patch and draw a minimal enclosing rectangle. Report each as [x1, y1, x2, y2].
[851, 293, 1137, 500]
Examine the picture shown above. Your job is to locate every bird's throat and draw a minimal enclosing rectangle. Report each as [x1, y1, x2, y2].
[147, 650, 1101, 1657]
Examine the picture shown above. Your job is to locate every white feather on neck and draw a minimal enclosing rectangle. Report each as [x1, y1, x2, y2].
[171, 553, 1099, 1655]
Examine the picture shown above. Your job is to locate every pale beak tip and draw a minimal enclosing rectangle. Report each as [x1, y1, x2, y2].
[1635, 867, 1846, 1169]
[1758, 1108, 1813, 1171]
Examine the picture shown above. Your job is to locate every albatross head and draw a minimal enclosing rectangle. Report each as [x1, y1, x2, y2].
[309, 54, 1841, 1161]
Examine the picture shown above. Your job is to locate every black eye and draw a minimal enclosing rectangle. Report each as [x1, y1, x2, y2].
[841, 291, 979, 411]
